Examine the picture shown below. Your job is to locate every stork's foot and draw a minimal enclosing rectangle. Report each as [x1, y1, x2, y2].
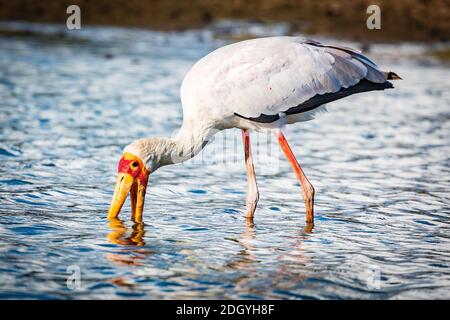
[303, 221, 314, 233]
[302, 183, 315, 224]
[245, 191, 259, 219]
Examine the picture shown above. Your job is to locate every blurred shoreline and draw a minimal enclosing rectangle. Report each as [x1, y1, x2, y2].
[0, 0, 449, 43]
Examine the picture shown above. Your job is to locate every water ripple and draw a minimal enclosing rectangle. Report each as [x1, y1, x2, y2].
[0, 23, 449, 299]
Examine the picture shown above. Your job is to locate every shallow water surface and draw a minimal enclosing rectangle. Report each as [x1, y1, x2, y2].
[0, 23, 449, 299]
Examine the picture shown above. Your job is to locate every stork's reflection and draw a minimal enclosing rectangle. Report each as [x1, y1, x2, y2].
[226, 219, 257, 270]
[226, 219, 314, 296]
[108, 218, 146, 246]
[106, 218, 152, 267]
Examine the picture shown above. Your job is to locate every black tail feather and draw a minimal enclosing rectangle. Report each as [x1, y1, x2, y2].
[387, 71, 402, 80]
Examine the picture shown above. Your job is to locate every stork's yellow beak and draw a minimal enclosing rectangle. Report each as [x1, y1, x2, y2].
[108, 153, 149, 222]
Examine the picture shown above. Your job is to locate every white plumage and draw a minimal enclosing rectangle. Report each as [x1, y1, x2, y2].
[180, 37, 390, 131]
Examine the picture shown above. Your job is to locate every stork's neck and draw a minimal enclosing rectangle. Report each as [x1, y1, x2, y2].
[169, 119, 215, 165]
[125, 119, 215, 171]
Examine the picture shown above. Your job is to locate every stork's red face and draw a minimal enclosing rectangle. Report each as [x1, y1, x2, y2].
[108, 152, 150, 222]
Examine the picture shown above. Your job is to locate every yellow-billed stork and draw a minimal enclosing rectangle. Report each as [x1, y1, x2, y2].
[108, 37, 400, 224]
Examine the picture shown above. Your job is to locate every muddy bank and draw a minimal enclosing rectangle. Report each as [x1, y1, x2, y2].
[0, 0, 449, 42]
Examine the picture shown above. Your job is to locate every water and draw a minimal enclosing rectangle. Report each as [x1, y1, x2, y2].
[0, 22, 449, 299]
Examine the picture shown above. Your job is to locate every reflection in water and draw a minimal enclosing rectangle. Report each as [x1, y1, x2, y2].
[106, 218, 151, 267]
[226, 219, 257, 271]
[108, 218, 146, 246]
[227, 219, 313, 296]
[224, 219, 258, 296]
[273, 227, 313, 290]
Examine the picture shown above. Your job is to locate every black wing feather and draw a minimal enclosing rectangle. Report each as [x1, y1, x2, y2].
[235, 79, 393, 124]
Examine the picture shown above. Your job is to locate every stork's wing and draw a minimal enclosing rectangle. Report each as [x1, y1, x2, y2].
[180, 37, 397, 123]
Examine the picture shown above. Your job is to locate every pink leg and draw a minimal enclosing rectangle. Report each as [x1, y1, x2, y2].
[242, 129, 259, 219]
[275, 130, 315, 223]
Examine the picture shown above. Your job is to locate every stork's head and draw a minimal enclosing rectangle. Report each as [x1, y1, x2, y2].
[107, 138, 174, 222]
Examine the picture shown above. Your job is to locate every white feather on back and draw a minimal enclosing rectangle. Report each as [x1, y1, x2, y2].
[180, 37, 388, 127]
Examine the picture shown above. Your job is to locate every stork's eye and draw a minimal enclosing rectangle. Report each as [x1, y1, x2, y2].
[131, 161, 139, 168]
